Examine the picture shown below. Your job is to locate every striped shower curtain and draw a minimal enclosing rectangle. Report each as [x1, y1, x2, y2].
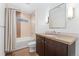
[4, 8, 16, 52]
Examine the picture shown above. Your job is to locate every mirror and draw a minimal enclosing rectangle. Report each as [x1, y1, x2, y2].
[49, 3, 66, 29]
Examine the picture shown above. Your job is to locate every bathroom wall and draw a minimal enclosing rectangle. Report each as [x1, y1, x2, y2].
[31, 13, 36, 39]
[0, 3, 5, 56]
[48, 4, 79, 34]
[36, 3, 79, 34]
[35, 3, 79, 55]
[35, 3, 60, 33]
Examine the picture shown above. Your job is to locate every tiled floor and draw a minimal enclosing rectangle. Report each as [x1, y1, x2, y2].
[5, 48, 38, 56]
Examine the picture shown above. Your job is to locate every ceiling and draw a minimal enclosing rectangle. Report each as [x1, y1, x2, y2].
[6, 3, 61, 15]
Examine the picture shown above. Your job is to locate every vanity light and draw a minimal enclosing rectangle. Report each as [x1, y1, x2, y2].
[47, 17, 49, 24]
[67, 3, 75, 19]
[46, 16, 49, 24]
[68, 7, 74, 19]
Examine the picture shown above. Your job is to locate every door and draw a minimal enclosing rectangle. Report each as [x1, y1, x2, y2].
[36, 35, 45, 56]
[55, 41, 68, 56]
[45, 38, 56, 56]
[45, 38, 68, 56]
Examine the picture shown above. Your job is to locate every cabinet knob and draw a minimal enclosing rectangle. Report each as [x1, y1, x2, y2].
[41, 40, 44, 42]
[45, 41, 47, 44]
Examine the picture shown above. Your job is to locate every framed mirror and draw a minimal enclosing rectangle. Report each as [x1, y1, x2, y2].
[49, 3, 66, 29]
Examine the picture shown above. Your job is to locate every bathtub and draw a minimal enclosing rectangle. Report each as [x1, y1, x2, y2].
[15, 37, 35, 50]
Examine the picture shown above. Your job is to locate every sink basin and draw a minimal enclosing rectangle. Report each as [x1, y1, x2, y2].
[44, 31, 60, 35]
[44, 32, 76, 38]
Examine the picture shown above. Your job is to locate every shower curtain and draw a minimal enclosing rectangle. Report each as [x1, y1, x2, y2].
[4, 8, 16, 52]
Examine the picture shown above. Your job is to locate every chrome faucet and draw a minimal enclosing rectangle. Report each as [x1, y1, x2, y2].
[53, 29, 56, 34]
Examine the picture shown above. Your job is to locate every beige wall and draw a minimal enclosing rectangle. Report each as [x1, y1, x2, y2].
[21, 23, 32, 37]
[16, 11, 32, 38]
[16, 12, 21, 37]
[21, 13, 32, 37]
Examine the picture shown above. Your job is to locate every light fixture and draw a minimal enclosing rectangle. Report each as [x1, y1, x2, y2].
[67, 3, 75, 19]
[46, 16, 49, 24]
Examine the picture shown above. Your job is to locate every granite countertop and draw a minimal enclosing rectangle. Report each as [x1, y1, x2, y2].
[36, 33, 77, 45]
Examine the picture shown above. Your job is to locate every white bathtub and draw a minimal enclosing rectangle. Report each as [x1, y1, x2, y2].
[15, 37, 35, 50]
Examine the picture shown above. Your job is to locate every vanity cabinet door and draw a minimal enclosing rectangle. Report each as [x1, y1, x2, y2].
[36, 35, 45, 56]
[45, 38, 68, 56]
[55, 41, 68, 56]
[45, 38, 56, 56]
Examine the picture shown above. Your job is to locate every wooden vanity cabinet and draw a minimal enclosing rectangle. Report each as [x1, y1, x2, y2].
[36, 34, 75, 56]
[36, 35, 45, 56]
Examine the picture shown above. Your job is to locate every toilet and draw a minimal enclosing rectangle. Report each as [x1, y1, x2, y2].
[28, 40, 36, 52]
